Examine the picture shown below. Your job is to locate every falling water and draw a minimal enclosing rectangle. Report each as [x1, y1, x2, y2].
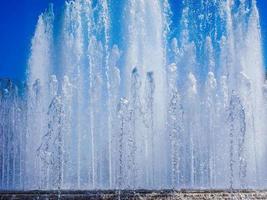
[0, 0, 266, 190]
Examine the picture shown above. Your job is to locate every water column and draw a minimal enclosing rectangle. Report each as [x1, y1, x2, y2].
[145, 72, 155, 187]
[87, 0, 111, 188]
[173, 0, 199, 188]
[117, 98, 131, 189]
[124, 0, 169, 188]
[243, 0, 266, 187]
[60, 0, 108, 188]
[129, 68, 142, 188]
[215, 0, 236, 188]
[107, 45, 121, 188]
[61, 76, 73, 188]
[26, 6, 54, 189]
[215, 0, 235, 183]
[0, 82, 23, 190]
[60, 1, 83, 188]
[167, 63, 184, 188]
[14, 90, 26, 190]
[203, 37, 217, 187]
[204, 71, 217, 188]
[224, 0, 265, 188]
[184, 73, 199, 188]
[0, 88, 11, 190]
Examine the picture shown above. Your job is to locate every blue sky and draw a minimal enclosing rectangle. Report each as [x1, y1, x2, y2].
[0, 0, 266, 82]
[0, 0, 65, 82]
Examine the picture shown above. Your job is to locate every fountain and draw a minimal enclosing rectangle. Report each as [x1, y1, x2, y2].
[1, 0, 267, 198]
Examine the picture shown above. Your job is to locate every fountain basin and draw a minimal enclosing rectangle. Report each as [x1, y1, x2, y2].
[1, 190, 267, 200]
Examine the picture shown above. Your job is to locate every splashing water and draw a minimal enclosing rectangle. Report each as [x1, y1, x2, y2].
[0, 0, 266, 190]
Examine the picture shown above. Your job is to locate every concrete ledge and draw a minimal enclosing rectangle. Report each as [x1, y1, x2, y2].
[1, 190, 267, 199]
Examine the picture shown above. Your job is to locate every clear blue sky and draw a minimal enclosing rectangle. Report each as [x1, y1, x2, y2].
[0, 0, 266, 82]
